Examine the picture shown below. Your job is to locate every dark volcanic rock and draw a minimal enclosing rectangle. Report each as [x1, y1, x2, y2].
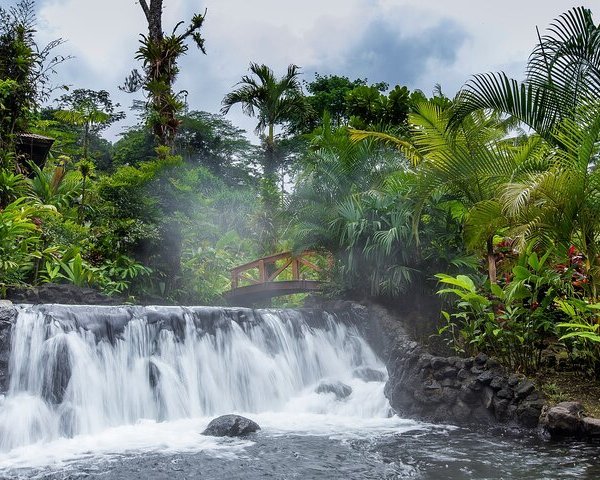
[202, 415, 261, 437]
[6, 284, 122, 305]
[582, 417, 600, 438]
[353, 367, 386, 382]
[0, 301, 16, 393]
[540, 402, 584, 437]
[361, 303, 546, 428]
[315, 380, 353, 399]
[41, 337, 71, 404]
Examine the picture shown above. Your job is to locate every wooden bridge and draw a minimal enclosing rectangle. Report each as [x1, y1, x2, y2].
[226, 251, 328, 305]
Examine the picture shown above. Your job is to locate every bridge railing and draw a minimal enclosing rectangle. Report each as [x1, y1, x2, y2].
[230, 251, 329, 290]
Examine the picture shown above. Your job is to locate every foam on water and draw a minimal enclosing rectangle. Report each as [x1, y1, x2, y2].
[0, 304, 428, 471]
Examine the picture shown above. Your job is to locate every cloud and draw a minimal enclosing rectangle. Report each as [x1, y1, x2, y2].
[321, 17, 468, 89]
[1, 0, 591, 141]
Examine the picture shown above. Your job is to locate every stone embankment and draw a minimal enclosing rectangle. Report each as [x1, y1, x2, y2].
[320, 300, 600, 439]
[337, 302, 545, 427]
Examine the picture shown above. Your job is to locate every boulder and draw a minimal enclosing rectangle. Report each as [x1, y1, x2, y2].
[0, 301, 16, 322]
[541, 402, 584, 437]
[315, 380, 352, 399]
[0, 302, 15, 394]
[202, 415, 261, 437]
[582, 417, 600, 438]
[353, 367, 386, 382]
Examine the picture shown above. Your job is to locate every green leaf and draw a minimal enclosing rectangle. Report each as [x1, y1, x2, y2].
[512, 265, 531, 280]
[490, 283, 504, 298]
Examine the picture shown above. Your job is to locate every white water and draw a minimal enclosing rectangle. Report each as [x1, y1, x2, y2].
[0, 305, 426, 471]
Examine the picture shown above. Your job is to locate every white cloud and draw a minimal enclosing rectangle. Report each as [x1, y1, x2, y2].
[7, 0, 595, 141]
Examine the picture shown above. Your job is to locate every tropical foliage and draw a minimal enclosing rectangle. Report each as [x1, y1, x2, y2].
[2, 0, 600, 377]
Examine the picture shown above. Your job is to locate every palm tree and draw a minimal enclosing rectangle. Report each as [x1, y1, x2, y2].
[221, 62, 305, 252]
[501, 103, 600, 298]
[451, 7, 600, 143]
[350, 99, 539, 284]
[449, 7, 600, 295]
[54, 108, 111, 160]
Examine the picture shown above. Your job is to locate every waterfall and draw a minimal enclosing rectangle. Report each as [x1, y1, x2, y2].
[0, 305, 391, 453]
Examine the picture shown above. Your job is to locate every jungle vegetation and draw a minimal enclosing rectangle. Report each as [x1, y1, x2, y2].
[1, 1, 600, 375]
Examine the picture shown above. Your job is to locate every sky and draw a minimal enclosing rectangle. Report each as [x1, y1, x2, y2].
[1, 0, 597, 142]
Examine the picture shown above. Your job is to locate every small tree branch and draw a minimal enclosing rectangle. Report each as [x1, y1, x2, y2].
[178, 9, 207, 42]
[138, 0, 150, 21]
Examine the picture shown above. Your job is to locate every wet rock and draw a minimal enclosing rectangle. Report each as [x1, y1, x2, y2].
[496, 388, 513, 400]
[440, 387, 458, 404]
[0, 302, 15, 393]
[463, 358, 474, 369]
[517, 400, 545, 428]
[41, 338, 71, 404]
[417, 354, 433, 370]
[474, 353, 489, 365]
[0, 301, 16, 322]
[432, 404, 453, 422]
[472, 405, 494, 423]
[492, 398, 510, 420]
[476, 370, 495, 385]
[466, 379, 482, 391]
[353, 367, 386, 382]
[363, 303, 546, 428]
[482, 386, 495, 409]
[582, 417, 600, 438]
[447, 356, 461, 367]
[490, 377, 505, 390]
[439, 366, 457, 379]
[441, 378, 458, 388]
[202, 415, 261, 437]
[414, 388, 443, 405]
[452, 400, 472, 421]
[6, 283, 123, 305]
[315, 380, 352, 399]
[541, 402, 584, 437]
[507, 374, 520, 387]
[430, 357, 449, 369]
[149, 361, 160, 389]
[423, 379, 441, 390]
[459, 385, 480, 404]
[515, 380, 535, 400]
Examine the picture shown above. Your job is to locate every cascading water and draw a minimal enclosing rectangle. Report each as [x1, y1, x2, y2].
[0, 304, 394, 456]
[2, 305, 598, 479]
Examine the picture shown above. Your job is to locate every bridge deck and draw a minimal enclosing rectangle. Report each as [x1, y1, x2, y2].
[226, 251, 328, 305]
[225, 280, 323, 304]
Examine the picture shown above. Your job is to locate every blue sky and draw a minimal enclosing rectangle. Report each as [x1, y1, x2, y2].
[0, 0, 591, 141]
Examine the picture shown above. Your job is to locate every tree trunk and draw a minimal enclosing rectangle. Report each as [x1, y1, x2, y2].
[140, 0, 163, 41]
[259, 123, 279, 254]
[83, 122, 89, 159]
[79, 176, 86, 225]
[487, 237, 497, 284]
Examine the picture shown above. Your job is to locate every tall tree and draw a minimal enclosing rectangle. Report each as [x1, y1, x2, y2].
[122, 0, 206, 147]
[221, 63, 305, 252]
[449, 6, 600, 290]
[0, 0, 67, 151]
[451, 7, 600, 143]
[350, 99, 537, 284]
[54, 89, 124, 160]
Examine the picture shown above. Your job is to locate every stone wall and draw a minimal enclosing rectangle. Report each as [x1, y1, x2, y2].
[329, 302, 546, 428]
[0, 302, 16, 393]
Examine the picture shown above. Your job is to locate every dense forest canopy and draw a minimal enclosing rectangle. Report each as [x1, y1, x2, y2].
[1, 1, 600, 375]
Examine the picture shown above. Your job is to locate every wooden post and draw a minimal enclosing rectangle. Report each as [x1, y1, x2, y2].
[258, 260, 266, 282]
[292, 258, 299, 280]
